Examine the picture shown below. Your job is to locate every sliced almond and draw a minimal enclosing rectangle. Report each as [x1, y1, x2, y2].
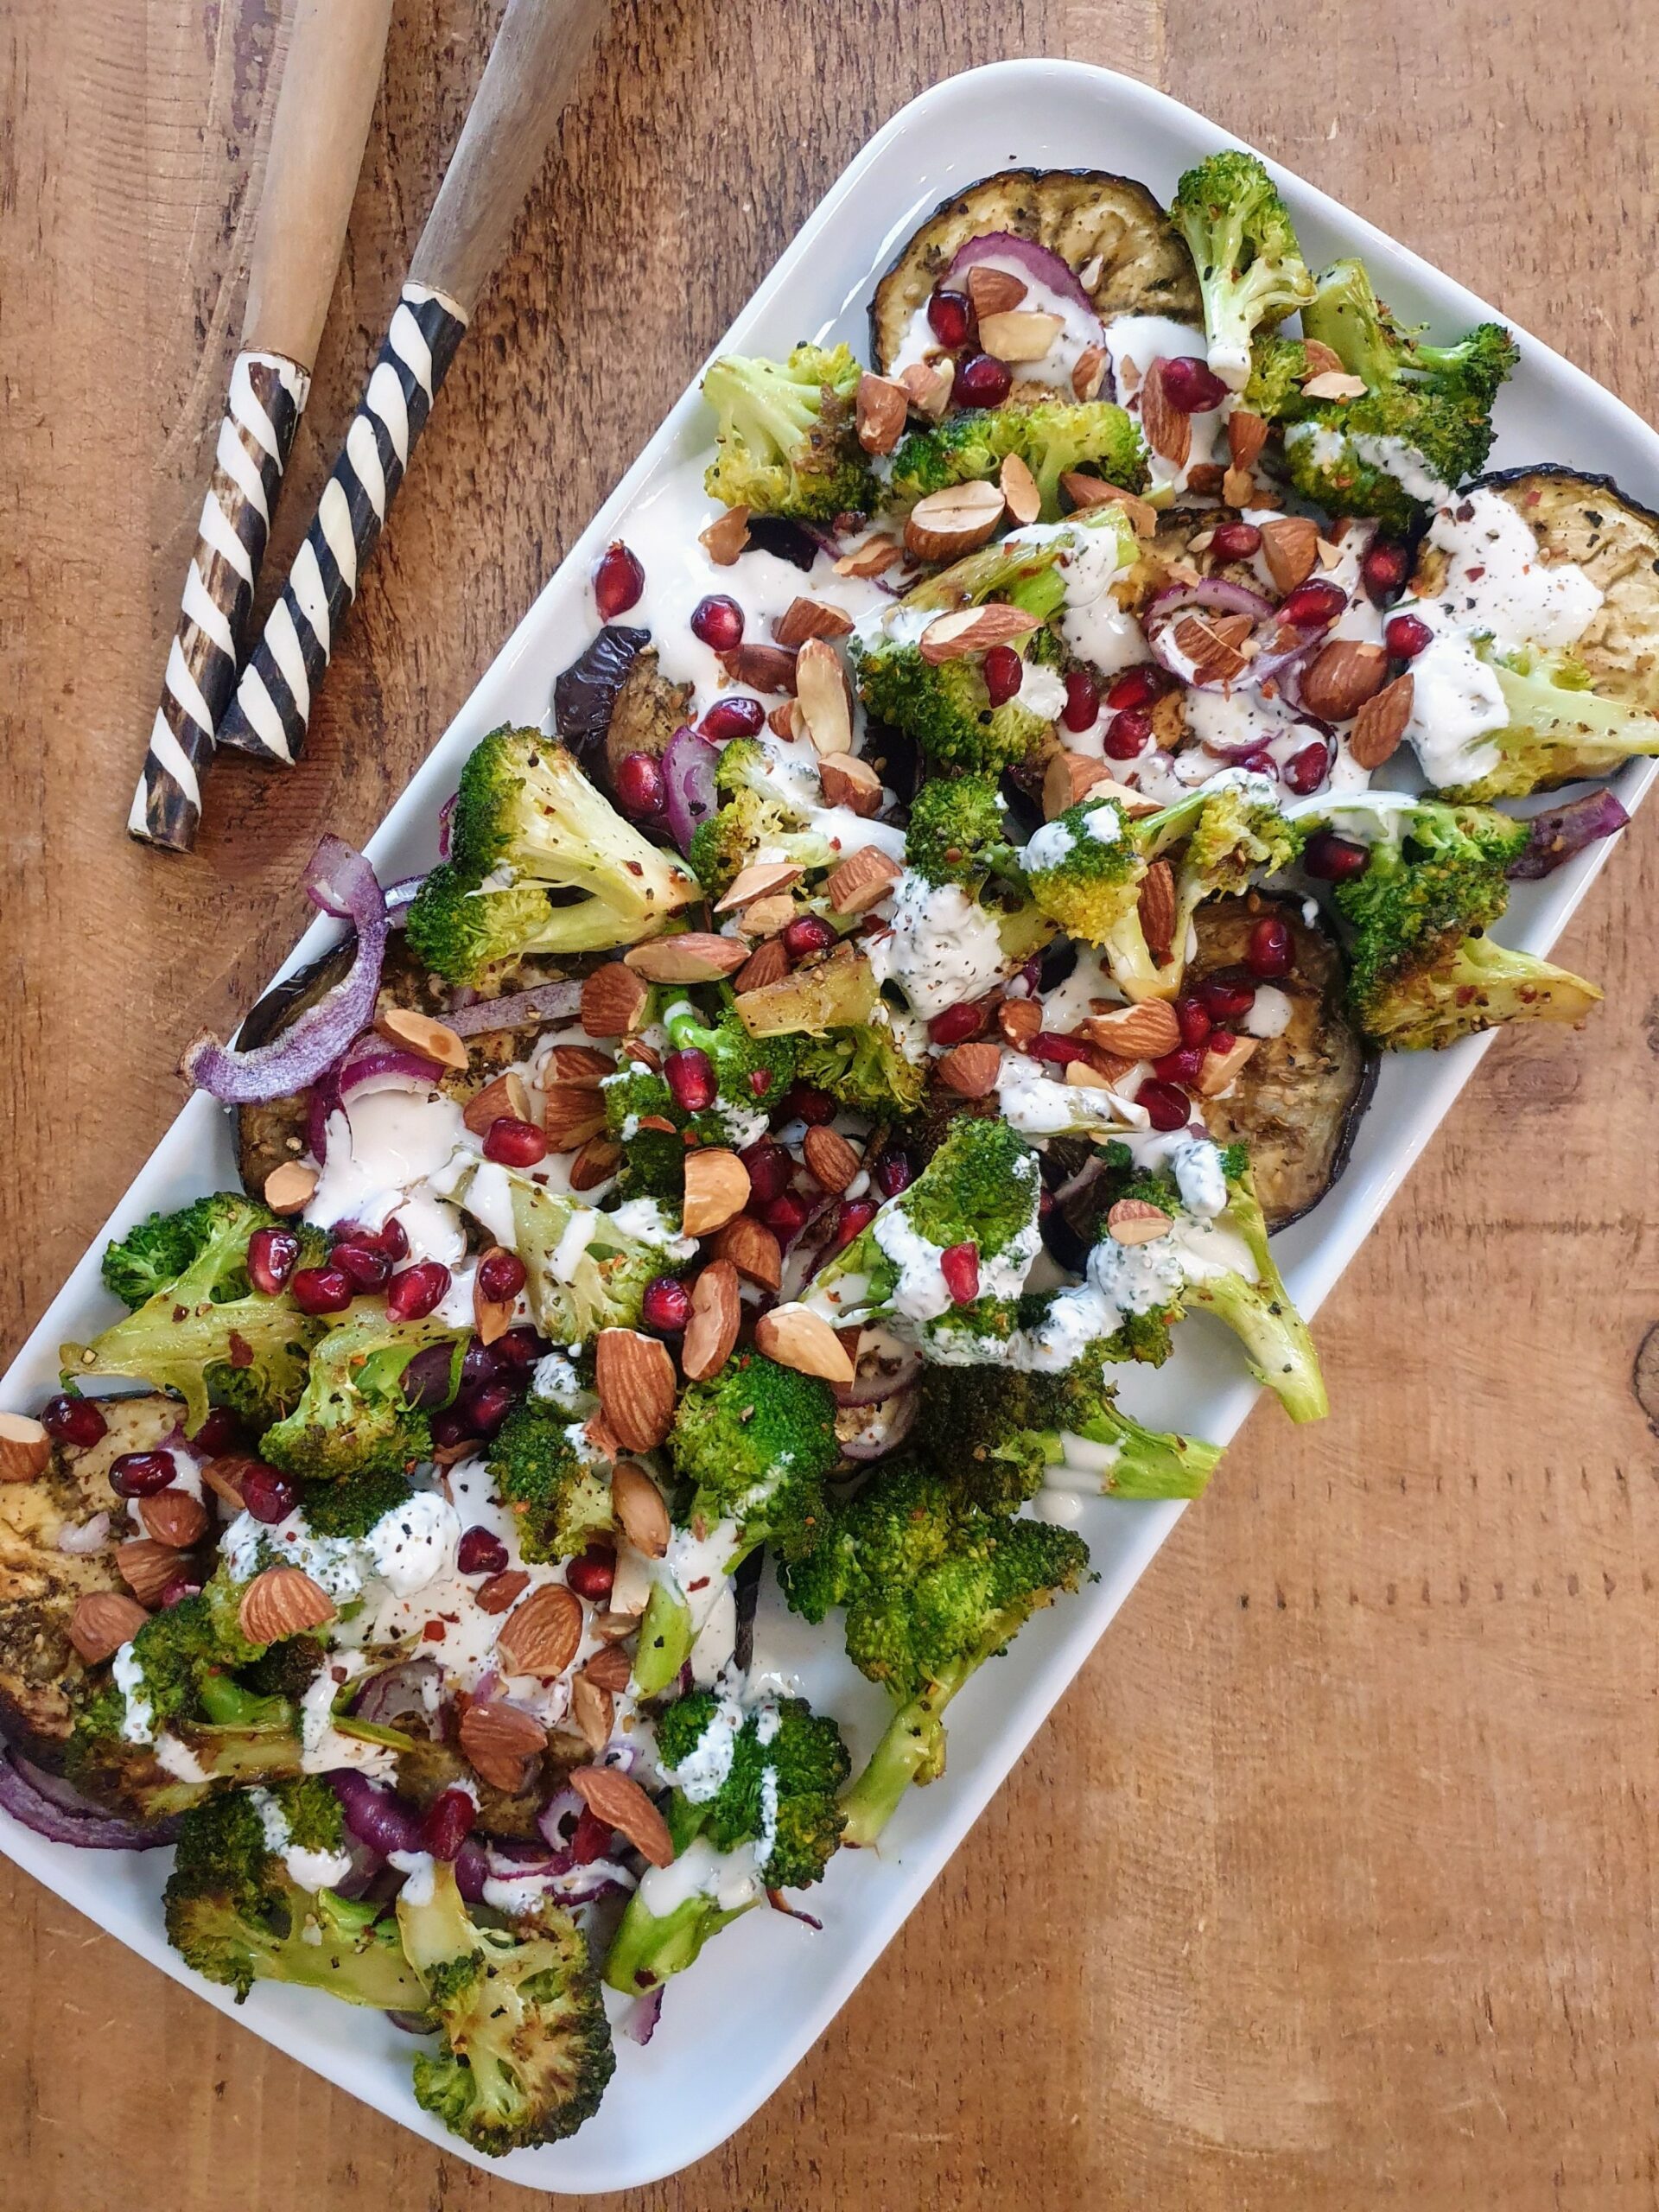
[238, 1566, 336, 1645]
[1299, 639, 1389, 721]
[1259, 515, 1320, 594]
[1065, 1053, 1135, 1088]
[569, 1135, 624, 1192]
[117, 1539, 181, 1608]
[699, 505, 751, 565]
[905, 480, 1006, 563]
[771, 701, 801, 741]
[1071, 344, 1107, 402]
[1061, 475, 1156, 535]
[375, 1006, 469, 1071]
[713, 1214, 783, 1293]
[1184, 463, 1226, 498]
[462, 1071, 531, 1135]
[1303, 370, 1368, 401]
[200, 1453, 254, 1510]
[997, 997, 1043, 1047]
[753, 1304, 856, 1384]
[1137, 861, 1177, 972]
[803, 1125, 861, 1194]
[1222, 464, 1256, 510]
[964, 264, 1028, 316]
[539, 1085, 608, 1152]
[977, 308, 1064, 362]
[1043, 749, 1110, 818]
[0, 1412, 51, 1483]
[496, 1583, 584, 1678]
[459, 1700, 546, 1795]
[734, 937, 791, 994]
[825, 846, 901, 916]
[589, 1610, 641, 1645]
[545, 1046, 614, 1087]
[918, 603, 1040, 664]
[582, 1643, 634, 1692]
[138, 1489, 209, 1549]
[582, 963, 650, 1038]
[795, 637, 855, 756]
[595, 1329, 677, 1452]
[898, 358, 954, 421]
[624, 934, 751, 984]
[1108, 1198, 1173, 1246]
[999, 452, 1041, 525]
[1170, 611, 1253, 686]
[68, 1592, 149, 1664]
[738, 893, 798, 940]
[1197, 1033, 1260, 1095]
[937, 1041, 1001, 1097]
[570, 1764, 676, 1867]
[1227, 410, 1269, 472]
[475, 1568, 531, 1615]
[1084, 1001, 1182, 1058]
[569, 1674, 614, 1755]
[1077, 253, 1105, 290]
[1139, 359, 1192, 469]
[1349, 671, 1414, 769]
[681, 1149, 751, 1237]
[473, 1246, 519, 1345]
[1300, 340, 1345, 379]
[715, 861, 804, 914]
[835, 535, 905, 579]
[611, 1461, 671, 1559]
[772, 596, 855, 646]
[855, 372, 909, 456]
[681, 1260, 742, 1382]
[819, 753, 882, 816]
[263, 1161, 318, 1216]
[719, 643, 799, 696]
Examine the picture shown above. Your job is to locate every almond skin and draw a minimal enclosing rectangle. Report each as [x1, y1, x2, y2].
[581, 1643, 634, 1692]
[918, 603, 1039, 664]
[374, 1006, 469, 1070]
[825, 846, 901, 916]
[855, 372, 909, 455]
[569, 1675, 614, 1756]
[68, 1592, 150, 1664]
[736, 893, 798, 940]
[835, 535, 905, 579]
[0, 1412, 51, 1483]
[898, 359, 954, 422]
[1227, 410, 1269, 472]
[545, 1045, 615, 1087]
[263, 1161, 319, 1215]
[117, 1540, 181, 1608]
[624, 934, 751, 984]
[1135, 862, 1178, 976]
[718, 643, 798, 696]
[1139, 359, 1192, 469]
[1169, 611, 1252, 686]
[772, 596, 855, 646]
[538, 1085, 608, 1152]
[700, 505, 750, 564]
[594, 1329, 677, 1452]
[997, 997, 1043, 1046]
[1084, 1001, 1182, 1058]
[937, 1041, 1001, 1096]
[818, 753, 882, 817]
[1043, 749, 1111, 819]
[496, 1583, 584, 1678]
[715, 861, 803, 914]
[200, 1453, 254, 1510]
[713, 1215, 783, 1293]
[964, 264, 1027, 315]
[681, 1148, 752, 1237]
[1260, 515, 1320, 594]
[462, 1070, 532, 1134]
[1061, 475, 1155, 535]
[582, 963, 650, 1037]
[794, 637, 854, 756]
[1349, 671, 1414, 768]
[1071, 344, 1107, 402]
[568, 1135, 624, 1192]
[1107, 1198, 1173, 1246]
[680, 1260, 742, 1383]
[239, 1567, 336, 1645]
[802, 1125, 861, 1194]
[753, 1304, 857, 1384]
[905, 480, 1006, 563]
[734, 937, 791, 994]
[570, 1764, 676, 1867]
[459, 1700, 547, 1795]
[611, 1460, 671, 1559]
[138, 1489, 209, 1549]
[475, 1568, 531, 1615]
[1299, 640, 1390, 721]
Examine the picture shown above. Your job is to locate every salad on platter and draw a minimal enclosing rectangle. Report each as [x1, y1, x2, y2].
[2, 149, 1653, 2158]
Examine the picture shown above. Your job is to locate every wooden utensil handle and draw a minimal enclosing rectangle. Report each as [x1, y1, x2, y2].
[215, 287, 467, 765]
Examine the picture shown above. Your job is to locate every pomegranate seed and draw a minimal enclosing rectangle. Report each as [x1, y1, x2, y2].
[1303, 830, 1370, 882]
[1206, 1028, 1240, 1059]
[242, 1462, 301, 1525]
[939, 1241, 981, 1305]
[664, 1047, 716, 1114]
[431, 1408, 474, 1451]
[777, 1083, 836, 1127]
[739, 1140, 791, 1204]
[1160, 355, 1230, 412]
[982, 644, 1024, 707]
[477, 1249, 527, 1303]
[108, 1449, 176, 1499]
[332, 1242, 391, 1293]
[566, 1546, 616, 1601]
[613, 750, 666, 818]
[1246, 915, 1294, 979]
[641, 1274, 693, 1333]
[159, 1576, 200, 1609]
[492, 1325, 545, 1370]
[594, 541, 645, 620]
[458, 1526, 510, 1575]
[954, 353, 1012, 409]
[1138, 1079, 1192, 1133]
[830, 1199, 877, 1253]
[1103, 707, 1152, 760]
[1210, 520, 1263, 560]
[1062, 667, 1100, 732]
[783, 914, 836, 963]
[569, 1805, 614, 1862]
[749, 1068, 775, 1098]
[461, 1382, 514, 1438]
[1279, 579, 1347, 629]
[700, 695, 766, 742]
[874, 1150, 915, 1198]
[1281, 739, 1332, 796]
[762, 1191, 810, 1238]
[1105, 664, 1166, 712]
[1361, 539, 1411, 603]
[1031, 1032, 1090, 1065]
[1385, 612, 1433, 659]
[420, 1788, 478, 1862]
[1152, 1044, 1206, 1085]
[928, 1000, 986, 1046]
[41, 1394, 108, 1448]
[290, 1264, 354, 1316]
[483, 1116, 547, 1167]
[190, 1407, 243, 1456]
[1197, 972, 1255, 1024]
[377, 1216, 410, 1262]
[248, 1226, 301, 1295]
[690, 594, 745, 651]
[1039, 1187, 1055, 1217]
[1174, 995, 1212, 1049]
[461, 1339, 500, 1393]
[387, 1261, 452, 1320]
[927, 288, 976, 349]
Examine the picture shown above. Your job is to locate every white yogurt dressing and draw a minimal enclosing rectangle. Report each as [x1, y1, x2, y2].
[867, 872, 1009, 1019]
[888, 257, 1103, 392]
[251, 1785, 355, 1893]
[305, 1085, 470, 1239]
[636, 1834, 766, 1919]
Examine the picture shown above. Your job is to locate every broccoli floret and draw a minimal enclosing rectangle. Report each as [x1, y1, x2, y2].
[702, 343, 875, 522]
[690, 787, 839, 899]
[903, 772, 1022, 890]
[1302, 258, 1518, 407]
[668, 1351, 840, 1561]
[1436, 645, 1659, 800]
[300, 1467, 416, 1540]
[599, 1065, 688, 1203]
[794, 1002, 929, 1117]
[1169, 150, 1316, 391]
[405, 728, 698, 985]
[779, 1459, 1090, 1844]
[396, 1858, 613, 2155]
[804, 1117, 1043, 1333]
[604, 1689, 849, 1995]
[1319, 793, 1602, 1047]
[487, 1397, 613, 1563]
[163, 1783, 426, 2010]
[887, 399, 1147, 518]
[663, 999, 800, 1130]
[260, 1309, 463, 1481]
[64, 1193, 324, 1433]
[916, 1365, 1224, 1512]
[507, 1180, 691, 1347]
[1242, 334, 1310, 419]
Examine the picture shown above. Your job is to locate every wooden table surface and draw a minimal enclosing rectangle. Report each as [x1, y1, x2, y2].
[4, 2, 1658, 2205]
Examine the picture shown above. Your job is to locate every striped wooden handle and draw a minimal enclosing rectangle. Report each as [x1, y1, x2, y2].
[129, 352, 309, 846]
[215, 284, 468, 764]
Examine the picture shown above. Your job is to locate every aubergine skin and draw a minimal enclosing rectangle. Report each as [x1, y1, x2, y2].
[1190, 895, 1374, 1231]
[552, 627, 694, 793]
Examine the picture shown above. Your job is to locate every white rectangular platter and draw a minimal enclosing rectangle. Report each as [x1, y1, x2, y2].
[3, 58, 1655, 2193]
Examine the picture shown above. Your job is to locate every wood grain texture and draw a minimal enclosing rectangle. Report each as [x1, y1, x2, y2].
[3, 1, 1658, 2206]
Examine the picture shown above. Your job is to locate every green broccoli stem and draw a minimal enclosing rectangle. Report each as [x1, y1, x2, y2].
[632, 1580, 695, 1698]
[602, 1890, 756, 1995]
[839, 1694, 950, 1849]
[1066, 1412, 1224, 1498]
[1188, 1272, 1328, 1423]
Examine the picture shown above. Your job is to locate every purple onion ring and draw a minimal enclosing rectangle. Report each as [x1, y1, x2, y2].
[661, 723, 721, 856]
[0, 1748, 179, 1849]
[1507, 789, 1630, 880]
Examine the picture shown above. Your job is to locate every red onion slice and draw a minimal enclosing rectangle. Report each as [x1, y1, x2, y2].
[946, 231, 1102, 322]
[182, 837, 389, 1105]
[0, 1748, 178, 1849]
[348, 1656, 442, 1728]
[1507, 789, 1630, 880]
[838, 1382, 919, 1460]
[662, 723, 721, 855]
[1144, 577, 1280, 693]
[336, 1040, 446, 1105]
[832, 1340, 923, 1408]
[445, 980, 584, 1037]
[617, 1987, 664, 2045]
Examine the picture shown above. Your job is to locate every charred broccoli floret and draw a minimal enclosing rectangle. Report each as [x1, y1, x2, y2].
[259, 1308, 463, 1481]
[702, 343, 875, 521]
[1169, 149, 1315, 391]
[1438, 645, 1659, 801]
[486, 1396, 612, 1563]
[397, 1858, 614, 2155]
[688, 733, 854, 898]
[505, 1181, 692, 1348]
[903, 772, 1022, 891]
[297, 1467, 416, 1540]
[668, 1351, 840, 1560]
[1302, 258, 1518, 407]
[887, 399, 1146, 517]
[794, 1001, 929, 1117]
